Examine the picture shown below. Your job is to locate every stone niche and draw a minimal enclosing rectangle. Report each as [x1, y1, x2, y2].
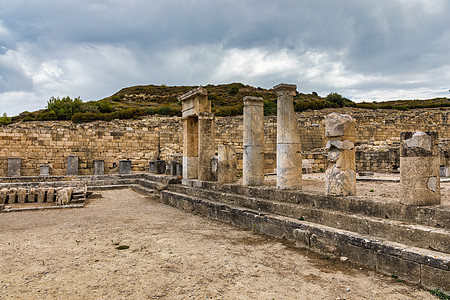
[178, 87, 215, 182]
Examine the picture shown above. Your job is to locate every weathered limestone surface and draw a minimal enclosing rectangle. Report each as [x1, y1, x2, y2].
[37, 188, 46, 203]
[400, 131, 440, 205]
[0, 188, 7, 204]
[94, 160, 104, 175]
[7, 158, 21, 177]
[39, 164, 50, 176]
[17, 188, 26, 204]
[28, 188, 36, 203]
[47, 187, 55, 202]
[179, 87, 214, 183]
[325, 113, 356, 196]
[274, 84, 302, 190]
[198, 112, 215, 181]
[218, 145, 237, 183]
[119, 160, 132, 174]
[8, 188, 17, 204]
[67, 155, 78, 176]
[243, 96, 265, 186]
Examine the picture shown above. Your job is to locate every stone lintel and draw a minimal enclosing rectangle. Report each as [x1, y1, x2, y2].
[273, 83, 297, 95]
[178, 87, 208, 102]
[243, 96, 264, 106]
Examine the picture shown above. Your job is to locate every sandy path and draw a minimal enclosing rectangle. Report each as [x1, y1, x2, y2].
[0, 189, 435, 299]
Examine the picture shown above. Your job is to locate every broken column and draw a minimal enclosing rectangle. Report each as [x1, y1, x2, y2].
[94, 160, 104, 175]
[119, 160, 132, 174]
[178, 87, 214, 183]
[46, 188, 55, 202]
[273, 84, 302, 190]
[7, 158, 21, 177]
[0, 188, 8, 204]
[400, 131, 440, 205]
[17, 188, 27, 204]
[324, 113, 356, 196]
[8, 188, 17, 204]
[28, 188, 36, 203]
[67, 155, 78, 176]
[218, 145, 237, 183]
[243, 96, 265, 186]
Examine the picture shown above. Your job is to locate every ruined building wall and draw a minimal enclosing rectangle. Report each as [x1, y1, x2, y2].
[0, 108, 448, 176]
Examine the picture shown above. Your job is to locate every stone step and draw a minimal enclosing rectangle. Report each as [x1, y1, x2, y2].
[183, 180, 450, 230]
[168, 184, 450, 254]
[161, 190, 450, 294]
[131, 185, 155, 195]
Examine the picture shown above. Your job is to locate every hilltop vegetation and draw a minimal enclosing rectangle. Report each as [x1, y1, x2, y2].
[3, 83, 450, 124]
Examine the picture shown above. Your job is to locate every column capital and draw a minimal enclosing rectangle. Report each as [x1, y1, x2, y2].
[273, 83, 297, 96]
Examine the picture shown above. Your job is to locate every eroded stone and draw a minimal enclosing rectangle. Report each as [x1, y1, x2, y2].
[325, 113, 354, 137]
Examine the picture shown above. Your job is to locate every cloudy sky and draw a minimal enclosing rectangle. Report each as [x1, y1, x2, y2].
[1, 0, 450, 116]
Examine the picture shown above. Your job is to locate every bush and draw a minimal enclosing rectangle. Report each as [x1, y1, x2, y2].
[0, 113, 12, 125]
[46, 96, 83, 120]
[325, 92, 345, 107]
[71, 112, 98, 123]
[215, 104, 243, 116]
[228, 86, 239, 95]
[96, 99, 113, 113]
[35, 110, 58, 121]
[263, 101, 277, 115]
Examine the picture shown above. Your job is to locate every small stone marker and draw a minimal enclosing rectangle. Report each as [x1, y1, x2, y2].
[218, 145, 237, 183]
[155, 159, 166, 174]
[94, 160, 104, 175]
[324, 113, 356, 196]
[46, 188, 55, 202]
[0, 188, 8, 204]
[400, 131, 440, 205]
[119, 160, 132, 174]
[39, 165, 50, 176]
[67, 155, 79, 176]
[37, 188, 46, 203]
[8, 188, 17, 204]
[17, 188, 27, 204]
[28, 188, 36, 203]
[8, 158, 21, 177]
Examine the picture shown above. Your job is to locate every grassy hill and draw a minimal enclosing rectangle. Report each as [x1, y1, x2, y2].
[2, 83, 449, 125]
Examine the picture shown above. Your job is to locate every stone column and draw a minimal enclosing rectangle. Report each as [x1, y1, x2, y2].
[273, 84, 302, 190]
[40, 165, 50, 176]
[46, 188, 55, 202]
[37, 188, 46, 203]
[324, 113, 356, 196]
[94, 160, 104, 175]
[119, 160, 132, 174]
[7, 158, 21, 177]
[218, 145, 237, 183]
[198, 112, 215, 181]
[8, 188, 17, 204]
[28, 188, 36, 203]
[243, 96, 265, 186]
[182, 116, 199, 179]
[67, 155, 78, 176]
[400, 131, 440, 205]
[0, 188, 8, 204]
[17, 188, 26, 204]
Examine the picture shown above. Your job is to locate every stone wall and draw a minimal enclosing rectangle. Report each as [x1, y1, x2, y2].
[0, 108, 448, 176]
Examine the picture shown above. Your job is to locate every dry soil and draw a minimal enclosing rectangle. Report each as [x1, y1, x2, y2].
[0, 189, 438, 299]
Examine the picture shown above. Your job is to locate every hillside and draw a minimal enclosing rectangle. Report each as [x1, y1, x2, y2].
[2, 83, 449, 124]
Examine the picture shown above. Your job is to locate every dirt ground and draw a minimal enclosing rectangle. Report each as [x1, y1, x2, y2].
[0, 189, 437, 299]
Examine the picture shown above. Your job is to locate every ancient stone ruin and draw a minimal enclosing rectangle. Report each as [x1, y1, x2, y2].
[0, 85, 449, 294]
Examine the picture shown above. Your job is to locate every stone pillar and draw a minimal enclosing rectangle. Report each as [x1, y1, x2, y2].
[37, 188, 46, 203]
[273, 84, 302, 190]
[155, 159, 166, 174]
[400, 131, 440, 205]
[0, 188, 7, 204]
[169, 161, 178, 176]
[198, 112, 215, 181]
[119, 160, 132, 174]
[182, 116, 199, 179]
[17, 188, 27, 204]
[8, 188, 17, 204]
[94, 160, 104, 175]
[28, 188, 36, 203]
[243, 96, 265, 186]
[47, 188, 55, 202]
[39, 165, 50, 176]
[210, 156, 219, 181]
[67, 155, 78, 176]
[7, 158, 21, 177]
[218, 145, 237, 183]
[324, 113, 357, 196]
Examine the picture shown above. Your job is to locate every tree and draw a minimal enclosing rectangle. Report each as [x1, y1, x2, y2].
[325, 92, 345, 107]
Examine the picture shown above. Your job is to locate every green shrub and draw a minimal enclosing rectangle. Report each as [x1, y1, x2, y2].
[0, 113, 12, 125]
[96, 99, 113, 113]
[46, 96, 83, 120]
[325, 92, 345, 107]
[215, 104, 243, 116]
[71, 112, 98, 123]
[22, 116, 35, 122]
[228, 86, 239, 95]
[263, 101, 277, 115]
[35, 110, 58, 121]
